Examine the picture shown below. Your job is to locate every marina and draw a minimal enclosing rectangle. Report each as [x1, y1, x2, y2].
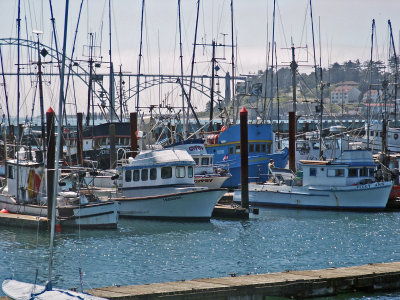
[1, 208, 400, 299]
[0, 0, 399, 299]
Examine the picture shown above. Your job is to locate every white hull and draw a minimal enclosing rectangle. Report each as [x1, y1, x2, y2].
[234, 181, 392, 211]
[2, 279, 106, 300]
[120, 185, 204, 198]
[194, 175, 231, 189]
[0, 194, 119, 229]
[115, 188, 226, 219]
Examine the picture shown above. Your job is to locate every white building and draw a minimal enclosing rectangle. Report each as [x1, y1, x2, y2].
[331, 85, 361, 104]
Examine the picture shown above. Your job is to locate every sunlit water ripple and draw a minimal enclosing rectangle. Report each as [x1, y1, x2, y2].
[1, 208, 400, 299]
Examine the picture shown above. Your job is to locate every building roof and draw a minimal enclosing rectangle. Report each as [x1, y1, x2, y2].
[332, 85, 354, 93]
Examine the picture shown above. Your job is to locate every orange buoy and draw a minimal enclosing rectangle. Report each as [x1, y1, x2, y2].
[0, 209, 9, 213]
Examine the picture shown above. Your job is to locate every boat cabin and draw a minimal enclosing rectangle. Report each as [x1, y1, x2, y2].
[300, 150, 377, 187]
[6, 159, 45, 203]
[117, 149, 195, 189]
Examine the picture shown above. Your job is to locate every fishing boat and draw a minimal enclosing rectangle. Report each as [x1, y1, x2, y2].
[345, 122, 400, 153]
[64, 121, 131, 169]
[204, 123, 289, 188]
[233, 149, 392, 211]
[0, 155, 119, 229]
[164, 139, 231, 189]
[112, 148, 226, 219]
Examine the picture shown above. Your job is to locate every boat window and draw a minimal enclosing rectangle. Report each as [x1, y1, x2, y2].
[141, 169, 148, 181]
[229, 147, 234, 155]
[379, 132, 383, 137]
[176, 166, 186, 178]
[194, 157, 200, 165]
[267, 143, 271, 153]
[261, 144, 266, 152]
[161, 167, 172, 179]
[359, 167, 368, 177]
[125, 170, 132, 182]
[188, 166, 193, 178]
[249, 144, 254, 153]
[235, 145, 241, 154]
[348, 168, 358, 177]
[255, 144, 261, 152]
[309, 168, 317, 176]
[368, 168, 375, 177]
[327, 169, 345, 177]
[7, 166, 14, 179]
[133, 170, 140, 181]
[210, 157, 213, 165]
[201, 157, 209, 166]
[150, 168, 157, 180]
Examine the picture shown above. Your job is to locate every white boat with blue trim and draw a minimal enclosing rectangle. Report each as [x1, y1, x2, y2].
[234, 149, 392, 211]
[113, 148, 226, 219]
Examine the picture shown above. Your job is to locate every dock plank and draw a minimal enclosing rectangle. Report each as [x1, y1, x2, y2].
[87, 262, 400, 299]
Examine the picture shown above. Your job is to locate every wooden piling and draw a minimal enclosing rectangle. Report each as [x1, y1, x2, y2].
[240, 107, 249, 209]
[77, 112, 84, 165]
[130, 112, 138, 158]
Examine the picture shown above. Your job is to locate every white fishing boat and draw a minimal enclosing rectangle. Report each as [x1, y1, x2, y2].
[234, 149, 392, 211]
[0, 158, 119, 229]
[113, 148, 226, 219]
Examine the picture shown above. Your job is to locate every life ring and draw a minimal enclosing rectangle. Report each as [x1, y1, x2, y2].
[27, 170, 41, 198]
[394, 133, 399, 140]
[27, 170, 35, 198]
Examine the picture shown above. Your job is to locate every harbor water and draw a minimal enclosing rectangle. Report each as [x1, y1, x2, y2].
[1, 207, 400, 299]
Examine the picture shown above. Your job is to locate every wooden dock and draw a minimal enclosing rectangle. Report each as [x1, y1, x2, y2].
[87, 262, 400, 299]
[0, 212, 48, 230]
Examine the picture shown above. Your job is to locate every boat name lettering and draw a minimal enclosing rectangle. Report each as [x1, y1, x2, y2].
[357, 184, 371, 189]
[188, 145, 204, 151]
[163, 196, 182, 202]
[195, 179, 213, 183]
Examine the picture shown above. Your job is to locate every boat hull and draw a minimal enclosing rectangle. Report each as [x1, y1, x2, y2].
[0, 195, 119, 229]
[194, 175, 231, 189]
[233, 181, 392, 211]
[2, 279, 107, 299]
[115, 188, 226, 219]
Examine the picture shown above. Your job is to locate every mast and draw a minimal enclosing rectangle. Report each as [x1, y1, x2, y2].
[209, 40, 216, 131]
[269, 0, 276, 123]
[86, 33, 94, 127]
[187, 0, 201, 132]
[177, 0, 186, 138]
[230, 0, 236, 124]
[367, 19, 375, 149]
[318, 17, 324, 159]
[48, 0, 69, 287]
[109, 0, 115, 122]
[35, 32, 47, 158]
[16, 0, 21, 203]
[136, 0, 145, 112]
[119, 65, 123, 120]
[389, 20, 398, 127]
